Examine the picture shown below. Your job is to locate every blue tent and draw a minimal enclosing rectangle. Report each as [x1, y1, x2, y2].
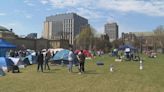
[0, 68, 5, 76]
[0, 57, 14, 71]
[0, 39, 16, 57]
[52, 49, 78, 65]
[26, 55, 37, 64]
[118, 44, 137, 51]
[0, 39, 16, 48]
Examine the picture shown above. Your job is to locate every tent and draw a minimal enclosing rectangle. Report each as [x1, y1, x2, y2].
[0, 57, 14, 71]
[74, 50, 81, 55]
[52, 49, 78, 65]
[26, 55, 37, 64]
[0, 68, 5, 76]
[48, 48, 64, 54]
[83, 50, 92, 57]
[8, 57, 26, 68]
[0, 39, 16, 57]
[118, 44, 137, 51]
[20, 57, 31, 66]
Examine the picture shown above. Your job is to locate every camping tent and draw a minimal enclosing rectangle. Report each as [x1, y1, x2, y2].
[48, 48, 64, 56]
[0, 68, 5, 76]
[20, 57, 31, 65]
[83, 50, 92, 57]
[52, 49, 78, 65]
[118, 44, 137, 51]
[8, 57, 26, 68]
[0, 39, 16, 57]
[0, 57, 14, 71]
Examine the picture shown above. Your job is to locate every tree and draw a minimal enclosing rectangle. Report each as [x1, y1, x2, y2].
[75, 26, 95, 49]
[154, 25, 164, 50]
[111, 39, 123, 48]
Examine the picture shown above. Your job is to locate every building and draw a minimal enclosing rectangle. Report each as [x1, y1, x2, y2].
[43, 13, 89, 45]
[0, 26, 17, 39]
[104, 22, 118, 42]
[26, 33, 37, 39]
[101, 34, 109, 41]
[122, 32, 137, 44]
[131, 32, 154, 37]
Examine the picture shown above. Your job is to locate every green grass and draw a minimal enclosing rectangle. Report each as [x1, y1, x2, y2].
[0, 54, 164, 92]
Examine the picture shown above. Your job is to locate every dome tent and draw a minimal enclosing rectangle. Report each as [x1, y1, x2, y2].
[0, 57, 14, 71]
[0, 68, 5, 76]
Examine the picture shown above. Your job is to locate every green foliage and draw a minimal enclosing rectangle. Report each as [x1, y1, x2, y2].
[76, 26, 94, 49]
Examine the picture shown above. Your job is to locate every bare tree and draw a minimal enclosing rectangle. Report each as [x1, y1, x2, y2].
[154, 25, 164, 49]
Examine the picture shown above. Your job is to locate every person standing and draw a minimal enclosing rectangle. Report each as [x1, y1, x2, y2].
[44, 50, 51, 70]
[77, 50, 86, 74]
[37, 51, 44, 72]
[68, 46, 74, 73]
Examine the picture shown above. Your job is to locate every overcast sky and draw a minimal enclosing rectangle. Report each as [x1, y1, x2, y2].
[0, 0, 164, 37]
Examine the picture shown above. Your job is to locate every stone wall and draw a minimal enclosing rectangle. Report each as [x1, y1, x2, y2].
[4, 38, 69, 51]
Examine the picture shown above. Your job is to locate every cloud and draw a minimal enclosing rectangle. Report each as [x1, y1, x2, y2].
[0, 13, 6, 16]
[42, 0, 164, 17]
[66, 7, 101, 20]
[24, 0, 35, 6]
[25, 15, 32, 19]
[40, 0, 49, 5]
[98, 0, 164, 16]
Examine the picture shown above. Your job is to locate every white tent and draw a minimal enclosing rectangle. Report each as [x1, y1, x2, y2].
[48, 48, 64, 54]
[8, 57, 25, 68]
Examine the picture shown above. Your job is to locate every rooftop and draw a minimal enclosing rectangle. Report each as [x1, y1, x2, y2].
[0, 25, 13, 33]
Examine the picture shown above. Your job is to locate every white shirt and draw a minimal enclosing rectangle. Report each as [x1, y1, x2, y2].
[68, 51, 74, 61]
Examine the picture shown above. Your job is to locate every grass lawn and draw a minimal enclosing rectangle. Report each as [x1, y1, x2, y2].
[0, 54, 164, 92]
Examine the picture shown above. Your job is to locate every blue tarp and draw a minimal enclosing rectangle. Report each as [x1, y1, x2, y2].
[52, 49, 78, 65]
[0, 39, 16, 57]
[0, 39, 16, 48]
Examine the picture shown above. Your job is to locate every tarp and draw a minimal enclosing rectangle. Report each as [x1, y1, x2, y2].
[0, 39, 16, 48]
[0, 57, 14, 71]
[0, 39, 16, 57]
[52, 49, 78, 65]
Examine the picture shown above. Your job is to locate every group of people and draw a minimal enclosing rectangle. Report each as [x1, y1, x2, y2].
[37, 47, 86, 74]
[67, 47, 86, 74]
[37, 50, 52, 72]
[112, 48, 140, 61]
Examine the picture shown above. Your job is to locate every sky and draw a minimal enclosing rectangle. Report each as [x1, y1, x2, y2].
[0, 0, 164, 38]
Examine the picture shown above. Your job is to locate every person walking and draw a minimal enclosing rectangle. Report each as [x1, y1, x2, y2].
[37, 51, 44, 72]
[68, 46, 74, 73]
[77, 50, 86, 74]
[44, 50, 51, 70]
